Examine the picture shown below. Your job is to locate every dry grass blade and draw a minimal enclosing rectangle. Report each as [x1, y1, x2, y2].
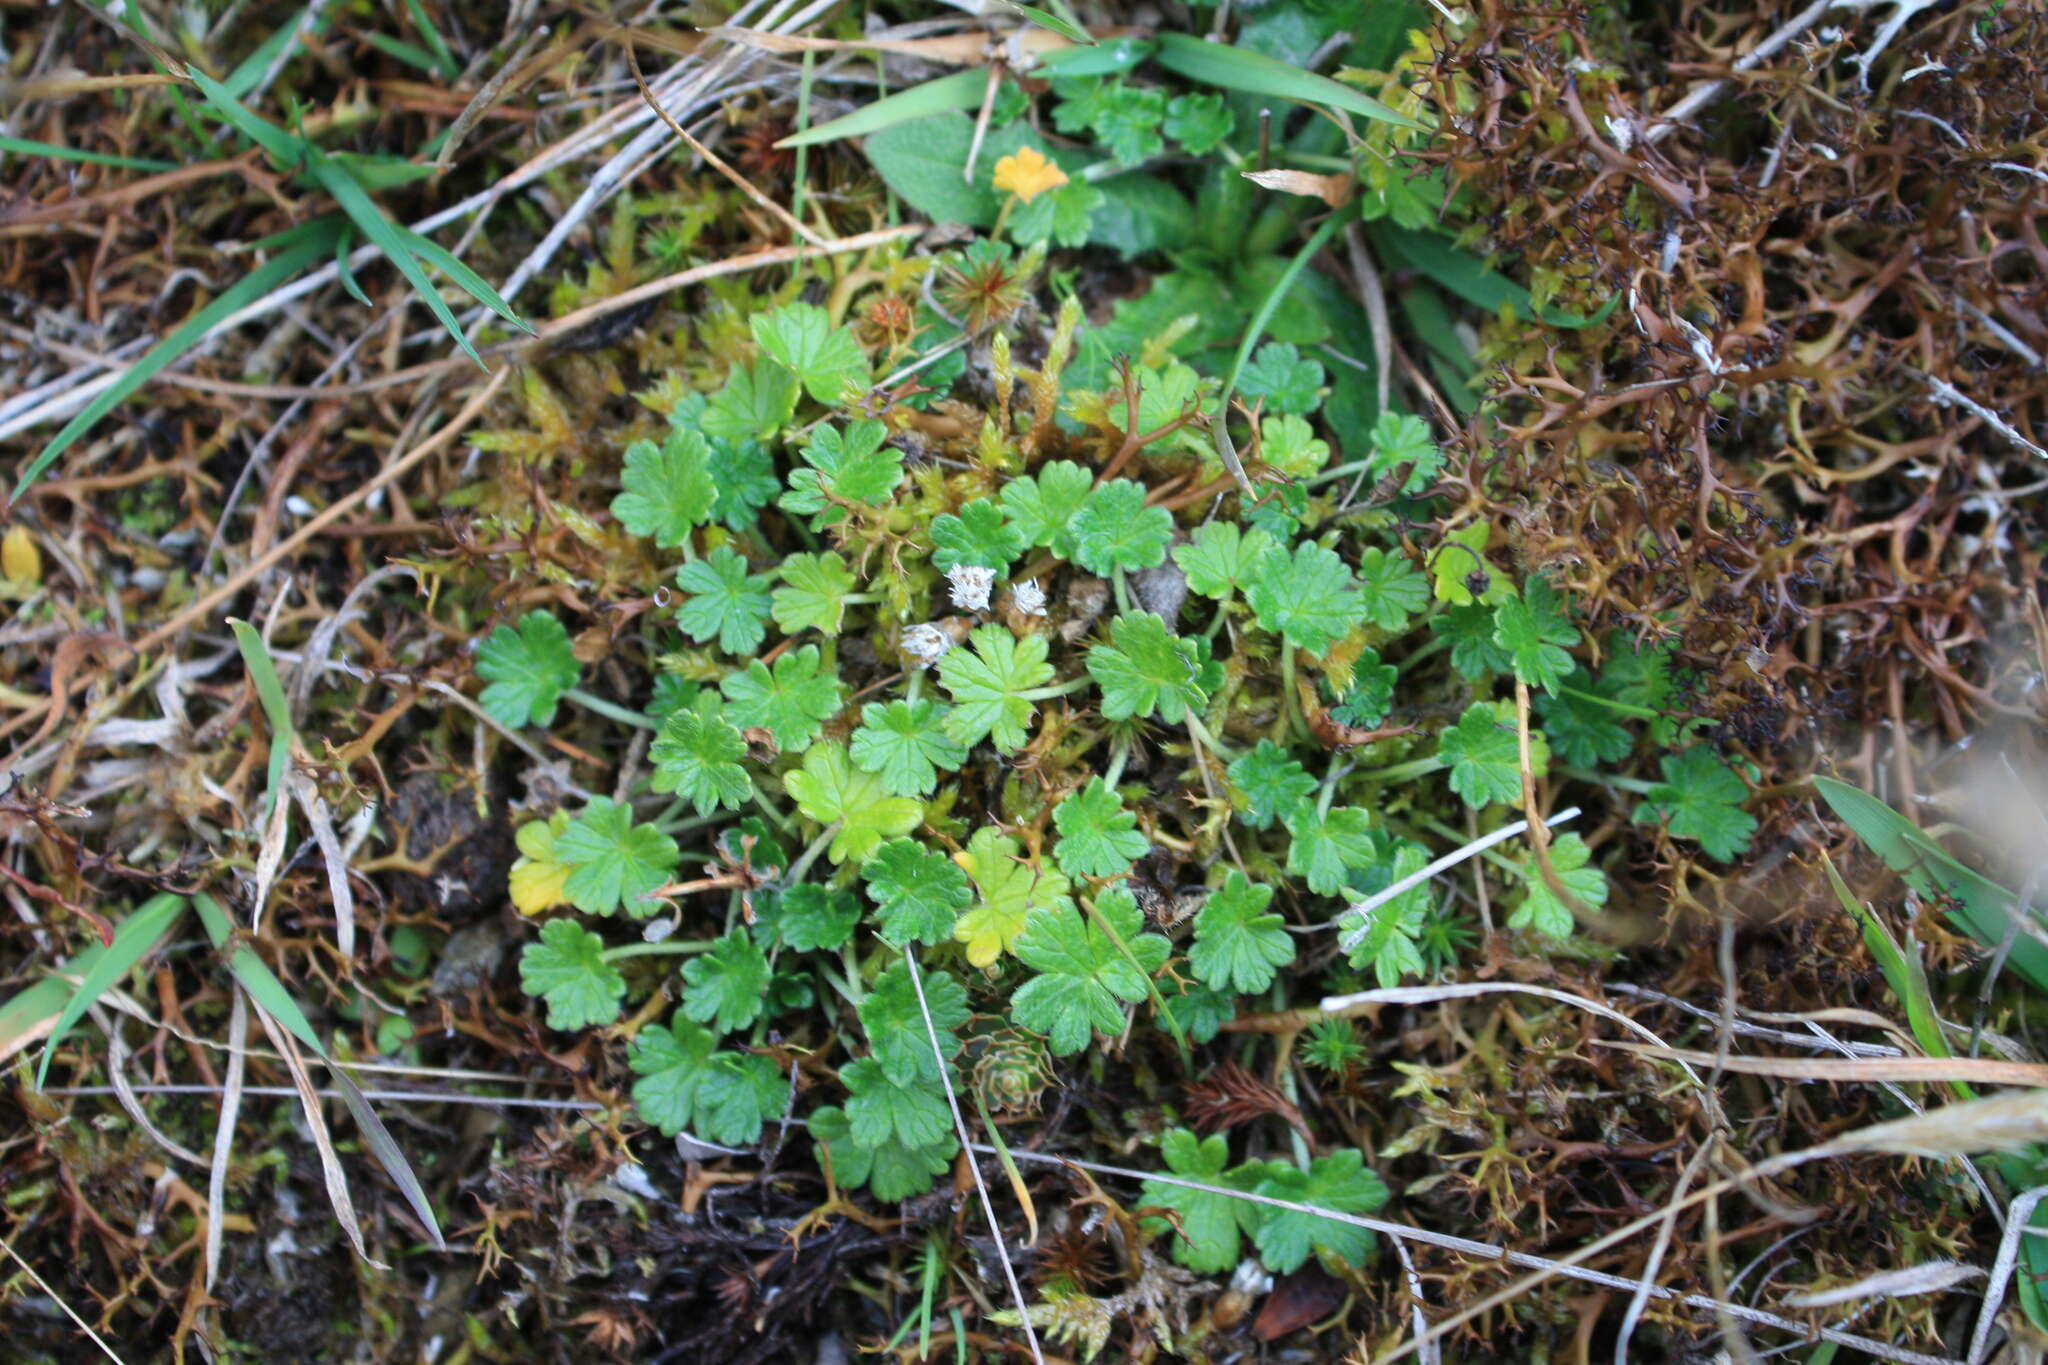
[87, 1002, 206, 1166]
[905, 955, 1045, 1365]
[1318, 981, 1707, 1088]
[978, 1147, 1961, 1365]
[1785, 1259, 1985, 1309]
[249, 1002, 379, 1268]
[0, 1231, 130, 1363]
[206, 991, 250, 1290]
[1597, 1039, 2048, 1087]
[1971, 1187, 2048, 1364]
[1378, 1088, 2048, 1363]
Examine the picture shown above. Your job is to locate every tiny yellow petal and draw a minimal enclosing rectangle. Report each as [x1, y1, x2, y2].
[992, 146, 1068, 204]
[2, 527, 41, 587]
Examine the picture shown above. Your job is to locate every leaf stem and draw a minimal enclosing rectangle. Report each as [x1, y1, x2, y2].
[600, 938, 718, 963]
[563, 687, 659, 731]
[1112, 568, 1134, 616]
[1557, 766, 1659, 796]
[1184, 712, 1236, 761]
[1355, 754, 1447, 786]
[784, 824, 838, 886]
[1104, 736, 1131, 788]
[1020, 677, 1092, 701]
[1557, 684, 1663, 720]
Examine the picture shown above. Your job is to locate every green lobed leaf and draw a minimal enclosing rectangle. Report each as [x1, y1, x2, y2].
[519, 919, 624, 1030]
[475, 610, 578, 729]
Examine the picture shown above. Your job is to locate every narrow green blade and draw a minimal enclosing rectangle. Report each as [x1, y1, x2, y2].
[34, 893, 188, 1089]
[1152, 32, 1426, 133]
[779, 70, 989, 149]
[15, 231, 329, 498]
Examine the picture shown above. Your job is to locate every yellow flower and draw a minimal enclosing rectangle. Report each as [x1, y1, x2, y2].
[509, 811, 573, 914]
[992, 146, 1068, 204]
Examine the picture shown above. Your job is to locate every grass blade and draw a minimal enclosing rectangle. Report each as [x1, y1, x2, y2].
[305, 146, 482, 365]
[778, 70, 989, 149]
[14, 230, 329, 498]
[193, 895, 445, 1249]
[401, 0, 459, 79]
[1152, 32, 1425, 132]
[1373, 224, 1623, 330]
[395, 225, 532, 331]
[30, 893, 188, 1088]
[0, 135, 177, 172]
[1814, 775, 2048, 996]
[1002, 2, 1093, 44]
[229, 618, 295, 828]
[184, 69, 307, 167]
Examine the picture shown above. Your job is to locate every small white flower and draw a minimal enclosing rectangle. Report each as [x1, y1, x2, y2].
[1012, 579, 1048, 617]
[903, 622, 953, 668]
[947, 564, 995, 612]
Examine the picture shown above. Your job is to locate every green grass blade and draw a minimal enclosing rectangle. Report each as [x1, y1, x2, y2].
[1373, 224, 1623, 330]
[362, 31, 449, 76]
[305, 146, 483, 366]
[14, 230, 330, 498]
[1221, 211, 1346, 408]
[334, 224, 369, 306]
[185, 69, 308, 167]
[221, 5, 327, 97]
[1, 976, 77, 1066]
[401, 0, 459, 79]
[778, 70, 989, 149]
[1002, 2, 1093, 44]
[0, 136, 177, 172]
[33, 893, 188, 1089]
[230, 618, 295, 824]
[192, 895, 445, 1248]
[1152, 32, 1426, 132]
[1813, 775, 2048, 997]
[394, 226, 532, 331]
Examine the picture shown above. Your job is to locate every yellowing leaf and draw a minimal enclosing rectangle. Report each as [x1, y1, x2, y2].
[953, 828, 1071, 967]
[1, 527, 40, 587]
[509, 811, 572, 914]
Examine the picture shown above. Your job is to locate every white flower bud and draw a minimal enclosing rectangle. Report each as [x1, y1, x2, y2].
[903, 622, 953, 668]
[1012, 579, 1048, 617]
[947, 564, 996, 612]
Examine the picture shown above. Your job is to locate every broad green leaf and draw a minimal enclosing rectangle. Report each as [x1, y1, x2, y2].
[1227, 741, 1317, 830]
[863, 840, 974, 948]
[1053, 777, 1150, 879]
[630, 1015, 783, 1145]
[938, 626, 1054, 752]
[1012, 888, 1169, 1054]
[843, 1056, 952, 1148]
[1633, 748, 1755, 861]
[675, 546, 773, 654]
[1285, 804, 1379, 896]
[612, 428, 714, 547]
[519, 918, 625, 1030]
[851, 699, 968, 797]
[680, 930, 772, 1033]
[812, 1104, 955, 1200]
[752, 301, 871, 404]
[475, 611, 578, 729]
[1250, 1150, 1390, 1272]
[772, 551, 860, 635]
[1141, 1129, 1258, 1272]
[784, 742, 924, 865]
[1510, 833, 1606, 938]
[1439, 702, 1525, 810]
[859, 961, 969, 1085]
[556, 797, 680, 918]
[651, 692, 753, 815]
[720, 645, 844, 751]
[954, 827, 1072, 967]
[1088, 612, 1210, 722]
[1190, 872, 1292, 994]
